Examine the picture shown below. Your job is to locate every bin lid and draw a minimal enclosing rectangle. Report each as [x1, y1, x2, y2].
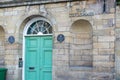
[0, 68, 7, 71]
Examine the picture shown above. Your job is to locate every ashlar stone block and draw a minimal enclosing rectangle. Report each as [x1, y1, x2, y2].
[93, 43, 109, 49]
[98, 36, 115, 42]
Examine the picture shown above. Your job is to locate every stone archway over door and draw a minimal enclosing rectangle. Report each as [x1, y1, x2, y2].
[24, 17, 53, 80]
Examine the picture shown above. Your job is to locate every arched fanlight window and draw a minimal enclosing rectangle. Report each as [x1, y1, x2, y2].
[27, 20, 52, 35]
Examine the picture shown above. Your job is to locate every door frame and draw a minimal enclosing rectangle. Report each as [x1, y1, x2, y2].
[22, 17, 53, 80]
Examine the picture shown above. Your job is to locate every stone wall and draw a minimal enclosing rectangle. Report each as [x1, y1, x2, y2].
[0, 0, 116, 80]
[51, 0, 115, 80]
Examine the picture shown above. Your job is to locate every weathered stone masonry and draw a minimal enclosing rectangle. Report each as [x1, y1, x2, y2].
[0, 0, 118, 80]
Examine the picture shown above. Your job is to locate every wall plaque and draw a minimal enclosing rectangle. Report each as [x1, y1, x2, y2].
[8, 36, 15, 44]
[57, 34, 65, 43]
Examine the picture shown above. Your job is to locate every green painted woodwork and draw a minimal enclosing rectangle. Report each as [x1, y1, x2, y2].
[25, 36, 52, 80]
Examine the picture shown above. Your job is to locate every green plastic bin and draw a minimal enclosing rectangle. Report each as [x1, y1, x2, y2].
[0, 68, 7, 80]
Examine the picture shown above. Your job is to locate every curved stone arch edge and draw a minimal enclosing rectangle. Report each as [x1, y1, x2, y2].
[70, 18, 93, 30]
[16, 14, 57, 34]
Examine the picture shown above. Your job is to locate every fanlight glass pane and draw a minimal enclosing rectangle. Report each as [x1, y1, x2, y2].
[27, 20, 52, 35]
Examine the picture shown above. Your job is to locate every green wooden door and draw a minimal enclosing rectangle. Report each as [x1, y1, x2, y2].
[25, 36, 52, 80]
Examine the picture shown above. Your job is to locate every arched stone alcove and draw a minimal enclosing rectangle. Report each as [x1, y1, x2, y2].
[0, 26, 5, 67]
[70, 19, 93, 67]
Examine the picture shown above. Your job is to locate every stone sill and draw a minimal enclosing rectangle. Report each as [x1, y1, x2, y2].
[0, 0, 80, 8]
[70, 66, 93, 71]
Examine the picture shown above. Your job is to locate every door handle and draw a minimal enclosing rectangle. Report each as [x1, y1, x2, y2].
[29, 67, 35, 70]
